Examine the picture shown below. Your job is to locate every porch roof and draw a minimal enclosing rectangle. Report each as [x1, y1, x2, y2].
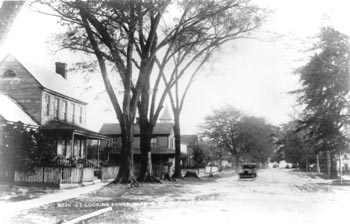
[41, 120, 109, 140]
[0, 94, 38, 126]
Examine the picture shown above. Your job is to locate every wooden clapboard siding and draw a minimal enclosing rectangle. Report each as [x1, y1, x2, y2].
[40, 91, 87, 126]
[0, 55, 42, 124]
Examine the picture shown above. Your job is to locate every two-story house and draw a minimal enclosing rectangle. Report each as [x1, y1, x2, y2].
[99, 107, 189, 176]
[0, 54, 106, 166]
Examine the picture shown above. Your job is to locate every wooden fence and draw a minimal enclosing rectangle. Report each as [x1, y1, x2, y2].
[101, 166, 119, 181]
[153, 164, 170, 177]
[14, 167, 95, 184]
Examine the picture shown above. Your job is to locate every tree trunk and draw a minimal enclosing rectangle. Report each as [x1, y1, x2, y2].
[138, 121, 160, 183]
[329, 151, 338, 179]
[113, 121, 138, 186]
[172, 111, 182, 178]
[234, 156, 240, 173]
[316, 153, 321, 174]
[339, 151, 342, 185]
[305, 147, 309, 172]
[326, 151, 331, 178]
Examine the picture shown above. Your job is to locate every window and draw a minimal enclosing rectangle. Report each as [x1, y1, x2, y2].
[45, 94, 50, 116]
[71, 103, 75, 122]
[170, 138, 174, 149]
[3, 69, 16, 77]
[54, 98, 59, 119]
[79, 106, 83, 123]
[112, 138, 118, 148]
[57, 139, 67, 156]
[62, 101, 67, 121]
[151, 138, 157, 148]
[80, 139, 85, 158]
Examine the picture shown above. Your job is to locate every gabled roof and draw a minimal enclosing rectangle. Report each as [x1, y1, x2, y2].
[41, 120, 108, 139]
[0, 94, 38, 126]
[99, 123, 174, 136]
[2, 54, 86, 104]
[159, 105, 173, 122]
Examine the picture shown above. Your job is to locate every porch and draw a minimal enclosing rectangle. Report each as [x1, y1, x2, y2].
[41, 120, 109, 167]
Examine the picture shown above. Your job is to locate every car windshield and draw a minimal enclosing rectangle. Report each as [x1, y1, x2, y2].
[242, 164, 256, 169]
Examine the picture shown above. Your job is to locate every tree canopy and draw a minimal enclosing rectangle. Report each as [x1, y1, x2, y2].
[293, 27, 350, 178]
[201, 106, 275, 170]
[0, 123, 55, 175]
[34, 0, 267, 183]
[295, 27, 350, 154]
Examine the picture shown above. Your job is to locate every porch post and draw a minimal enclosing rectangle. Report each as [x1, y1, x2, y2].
[84, 139, 87, 159]
[97, 139, 100, 167]
[71, 132, 75, 157]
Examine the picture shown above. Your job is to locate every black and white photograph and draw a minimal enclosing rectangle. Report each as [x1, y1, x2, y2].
[0, 0, 349, 223]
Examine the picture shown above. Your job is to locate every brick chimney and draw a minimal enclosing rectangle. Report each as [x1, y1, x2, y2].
[55, 62, 67, 79]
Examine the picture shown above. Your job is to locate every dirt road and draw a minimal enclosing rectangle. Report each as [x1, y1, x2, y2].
[8, 168, 350, 224]
[133, 169, 350, 224]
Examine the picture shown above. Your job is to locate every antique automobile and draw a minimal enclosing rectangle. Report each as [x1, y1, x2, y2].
[239, 163, 257, 179]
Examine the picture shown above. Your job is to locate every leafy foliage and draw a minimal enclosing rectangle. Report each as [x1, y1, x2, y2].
[275, 122, 312, 168]
[295, 27, 350, 155]
[34, 0, 267, 182]
[0, 122, 56, 174]
[201, 106, 275, 167]
[192, 146, 208, 168]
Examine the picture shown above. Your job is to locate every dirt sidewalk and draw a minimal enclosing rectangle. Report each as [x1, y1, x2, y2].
[0, 181, 109, 222]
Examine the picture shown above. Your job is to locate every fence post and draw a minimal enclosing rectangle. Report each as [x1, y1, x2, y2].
[42, 167, 45, 183]
[80, 168, 83, 183]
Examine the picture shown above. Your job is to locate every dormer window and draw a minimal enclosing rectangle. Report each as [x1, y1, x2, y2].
[3, 69, 16, 77]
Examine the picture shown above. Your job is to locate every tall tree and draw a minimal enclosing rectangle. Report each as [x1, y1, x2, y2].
[35, 0, 266, 183]
[238, 116, 275, 167]
[131, 0, 266, 181]
[158, 0, 266, 178]
[294, 27, 350, 178]
[202, 106, 275, 171]
[35, 0, 171, 184]
[276, 122, 312, 170]
[202, 106, 243, 171]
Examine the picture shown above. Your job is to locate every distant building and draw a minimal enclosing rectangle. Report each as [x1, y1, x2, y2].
[99, 108, 191, 176]
[0, 54, 107, 167]
[180, 135, 198, 168]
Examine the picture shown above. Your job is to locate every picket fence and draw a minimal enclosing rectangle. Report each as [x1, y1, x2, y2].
[101, 166, 119, 181]
[14, 167, 95, 184]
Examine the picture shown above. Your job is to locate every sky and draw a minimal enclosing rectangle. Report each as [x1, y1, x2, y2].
[2, 0, 350, 134]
